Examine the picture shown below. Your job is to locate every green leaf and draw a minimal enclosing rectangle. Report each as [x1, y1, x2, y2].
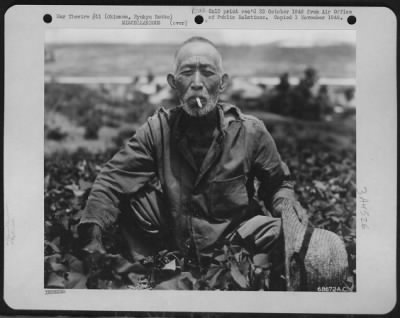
[64, 272, 87, 289]
[46, 272, 65, 288]
[162, 259, 176, 272]
[128, 273, 149, 289]
[313, 180, 327, 191]
[207, 267, 224, 289]
[64, 254, 84, 273]
[49, 262, 68, 273]
[45, 240, 60, 253]
[153, 272, 196, 290]
[65, 183, 85, 197]
[252, 253, 270, 269]
[44, 174, 51, 191]
[51, 236, 61, 247]
[113, 256, 149, 274]
[214, 253, 226, 263]
[45, 253, 61, 261]
[79, 179, 92, 191]
[230, 262, 248, 289]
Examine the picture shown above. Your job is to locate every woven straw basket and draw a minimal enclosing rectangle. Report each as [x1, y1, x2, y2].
[281, 200, 349, 291]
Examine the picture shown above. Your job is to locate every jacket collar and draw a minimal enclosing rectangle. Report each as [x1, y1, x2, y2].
[218, 102, 244, 131]
[170, 102, 243, 139]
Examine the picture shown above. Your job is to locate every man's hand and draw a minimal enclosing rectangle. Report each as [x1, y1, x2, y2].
[81, 223, 106, 254]
[273, 198, 308, 224]
[292, 200, 308, 224]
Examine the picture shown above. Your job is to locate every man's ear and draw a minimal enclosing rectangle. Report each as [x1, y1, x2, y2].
[167, 73, 177, 89]
[219, 73, 229, 92]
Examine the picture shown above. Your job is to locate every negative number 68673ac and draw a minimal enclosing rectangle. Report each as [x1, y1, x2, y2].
[317, 286, 350, 292]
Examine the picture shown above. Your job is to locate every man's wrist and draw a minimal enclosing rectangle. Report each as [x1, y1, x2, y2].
[78, 222, 103, 243]
[88, 223, 102, 240]
[272, 187, 296, 204]
[79, 223, 107, 254]
[272, 196, 307, 223]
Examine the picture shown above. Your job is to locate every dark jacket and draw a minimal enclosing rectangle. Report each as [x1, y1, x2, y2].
[80, 103, 295, 253]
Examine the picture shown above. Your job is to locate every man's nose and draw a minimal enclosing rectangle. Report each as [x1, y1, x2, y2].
[191, 71, 203, 90]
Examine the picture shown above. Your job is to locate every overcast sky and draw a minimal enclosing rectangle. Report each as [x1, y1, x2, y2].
[46, 29, 355, 47]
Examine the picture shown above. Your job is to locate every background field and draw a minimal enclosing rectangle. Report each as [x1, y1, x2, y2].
[45, 42, 355, 78]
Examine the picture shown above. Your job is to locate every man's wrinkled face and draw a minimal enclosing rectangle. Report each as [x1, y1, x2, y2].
[167, 41, 228, 117]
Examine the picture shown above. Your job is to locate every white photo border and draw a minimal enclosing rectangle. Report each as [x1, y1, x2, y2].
[4, 5, 397, 314]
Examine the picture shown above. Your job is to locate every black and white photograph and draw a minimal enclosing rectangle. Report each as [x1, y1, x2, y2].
[44, 28, 356, 292]
[3, 4, 397, 313]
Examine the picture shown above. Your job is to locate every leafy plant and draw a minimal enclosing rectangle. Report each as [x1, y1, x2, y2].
[44, 116, 356, 290]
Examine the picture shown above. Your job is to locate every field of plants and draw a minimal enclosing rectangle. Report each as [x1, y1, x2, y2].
[44, 83, 356, 291]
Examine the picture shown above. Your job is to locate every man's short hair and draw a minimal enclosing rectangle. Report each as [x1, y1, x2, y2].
[173, 36, 223, 72]
[174, 36, 219, 58]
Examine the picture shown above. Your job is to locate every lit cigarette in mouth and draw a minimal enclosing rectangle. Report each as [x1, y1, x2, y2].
[196, 97, 203, 108]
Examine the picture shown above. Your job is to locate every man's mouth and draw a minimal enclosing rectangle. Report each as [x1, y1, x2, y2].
[187, 96, 207, 106]
[196, 97, 203, 108]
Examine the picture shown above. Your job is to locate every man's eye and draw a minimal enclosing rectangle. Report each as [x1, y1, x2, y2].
[180, 70, 193, 76]
[202, 70, 215, 76]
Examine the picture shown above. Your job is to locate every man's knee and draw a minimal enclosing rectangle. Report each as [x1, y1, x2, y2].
[236, 215, 282, 253]
[118, 181, 172, 260]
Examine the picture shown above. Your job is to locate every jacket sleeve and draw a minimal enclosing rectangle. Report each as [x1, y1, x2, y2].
[79, 119, 157, 230]
[251, 119, 296, 217]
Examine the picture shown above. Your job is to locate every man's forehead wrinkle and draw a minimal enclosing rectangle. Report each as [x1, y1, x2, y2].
[176, 54, 222, 73]
[179, 56, 217, 67]
[175, 42, 223, 71]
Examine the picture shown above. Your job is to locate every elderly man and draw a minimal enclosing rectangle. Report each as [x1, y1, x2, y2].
[80, 36, 305, 281]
